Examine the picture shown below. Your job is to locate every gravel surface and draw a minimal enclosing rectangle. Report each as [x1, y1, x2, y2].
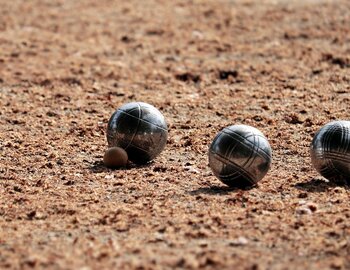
[1, 0, 350, 269]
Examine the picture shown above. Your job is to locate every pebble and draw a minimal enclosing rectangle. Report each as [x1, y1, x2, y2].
[229, 236, 249, 246]
[184, 166, 200, 174]
[296, 201, 318, 214]
[296, 207, 312, 215]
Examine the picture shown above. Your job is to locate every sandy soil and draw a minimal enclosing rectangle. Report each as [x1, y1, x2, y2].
[1, 0, 350, 269]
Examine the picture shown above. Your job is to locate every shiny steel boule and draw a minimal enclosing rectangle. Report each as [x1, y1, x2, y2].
[107, 102, 168, 164]
[208, 125, 272, 187]
[310, 120, 350, 184]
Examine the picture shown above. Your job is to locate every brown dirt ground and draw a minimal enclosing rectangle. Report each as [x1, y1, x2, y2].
[1, 0, 350, 269]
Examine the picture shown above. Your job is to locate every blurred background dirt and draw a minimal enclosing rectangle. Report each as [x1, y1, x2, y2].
[0, 0, 350, 269]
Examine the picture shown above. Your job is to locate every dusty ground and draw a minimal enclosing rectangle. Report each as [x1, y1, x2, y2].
[1, 0, 350, 269]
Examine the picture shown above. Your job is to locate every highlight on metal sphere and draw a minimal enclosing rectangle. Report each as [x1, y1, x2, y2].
[107, 102, 168, 164]
[310, 120, 350, 184]
[208, 124, 272, 187]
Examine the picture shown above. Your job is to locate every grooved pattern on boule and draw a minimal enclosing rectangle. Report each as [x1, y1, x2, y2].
[310, 121, 350, 184]
[107, 102, 168, 164]
[209, 125, 272, 187]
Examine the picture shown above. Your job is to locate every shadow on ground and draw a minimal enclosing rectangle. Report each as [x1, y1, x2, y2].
[294, 177, 349, 192]
[88, 160, 152, 173]
[190, 184, 255, 196]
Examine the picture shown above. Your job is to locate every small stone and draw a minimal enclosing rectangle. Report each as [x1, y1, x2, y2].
[298, 192, 308, 198]
[184, 166, 200, 174]
[27, 210, 36, 220]
[330, 258, 343, 270]
[333, 187, 344, 193]
[229, 236, 248, 246]
[296, 206, 312, 215]
[306, 202, 318, 212]
[192, 30, 203, 39]
[103, 147, 128, 168]
[298, 200, 307, 205]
